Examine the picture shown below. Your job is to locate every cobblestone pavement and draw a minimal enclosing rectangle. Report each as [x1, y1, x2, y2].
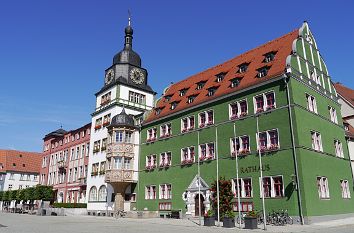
[1, 212, 354, 233]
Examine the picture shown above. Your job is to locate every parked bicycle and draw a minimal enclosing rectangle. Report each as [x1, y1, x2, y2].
[266, 209, 293, 226]
[114, 209, 127, 218]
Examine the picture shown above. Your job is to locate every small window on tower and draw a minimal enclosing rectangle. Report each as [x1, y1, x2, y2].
[170, 101, 179, 110]
[230, 78, 241, 88]
[257, 67, 269, 78]
[207, 87, 218, 96]
[179, 89, 188, 97]
[187, 95, 198, 104]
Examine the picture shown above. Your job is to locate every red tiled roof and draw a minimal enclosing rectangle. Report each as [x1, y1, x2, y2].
[343, 120, 354, 139]
[145, 29, 299, 123]
[334, 83, 354, 107]
[0, 150, 42, 174]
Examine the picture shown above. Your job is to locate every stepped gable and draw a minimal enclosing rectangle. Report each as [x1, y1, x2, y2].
[145, 29, 299, 123]
[0, 150, 42, 173]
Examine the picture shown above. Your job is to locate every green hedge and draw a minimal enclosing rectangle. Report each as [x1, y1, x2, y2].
[0, 185, 53, 202]
[52, 203, 87, 208]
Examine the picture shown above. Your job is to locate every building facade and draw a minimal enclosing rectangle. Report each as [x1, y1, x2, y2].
[86, 20, 155, 215]
[334, 83, 354, 180]
[137, 22, 354, 223]
[0, 150, 41, 192]
[40, 124, 91, 203]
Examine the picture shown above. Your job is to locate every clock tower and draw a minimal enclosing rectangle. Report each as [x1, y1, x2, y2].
[86, 18, 155, 215]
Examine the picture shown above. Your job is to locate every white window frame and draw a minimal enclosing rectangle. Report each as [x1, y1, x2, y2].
[159, 184, 172, 200]
[253, 91, 276, 113]
[256, 129, 280, 151]
[311, 131, 323, 152]
[160, 123, 172, 137]
[341, 180, 351, 199]
[229, 99, 248, 119]
[181, 146, 195, 163]
[198, 110, 214, 128]
[232, 177, 253, 198]
[147, 128, 157, 141]
[181, 116, 195, 132]
[145, 154, 157, 169]
[329, 106, 338, 124]
[259, 175, 284, 198]
[198, 142, 215, 160]
[145, 185, 157, 200]
[159, 152, 172, 167]
[317, 176, 330, 199]
[230, 135, 251, 156]
[306, 94, 318, 114]
[334, 140, 344, 158]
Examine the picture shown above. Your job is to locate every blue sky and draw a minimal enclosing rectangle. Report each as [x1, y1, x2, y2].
[1, 0, 353, 152]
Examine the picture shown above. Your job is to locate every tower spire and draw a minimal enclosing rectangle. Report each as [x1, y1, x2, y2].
[124, 10, 133, 50]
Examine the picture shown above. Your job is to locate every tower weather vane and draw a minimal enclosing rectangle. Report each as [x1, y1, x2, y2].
[128, 10, 131, 26]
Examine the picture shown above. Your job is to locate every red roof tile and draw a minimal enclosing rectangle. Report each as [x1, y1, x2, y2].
[145, 29, 299, 123]
[334, 83, 354, 107]
[0, 150, 42, 174]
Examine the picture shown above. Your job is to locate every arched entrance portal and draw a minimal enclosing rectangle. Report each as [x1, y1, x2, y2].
[194, 194, 205, 216]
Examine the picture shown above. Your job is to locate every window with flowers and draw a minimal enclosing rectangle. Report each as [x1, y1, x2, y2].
[232, 178, 252, 198]
[160, 123, 172, 138]
[145, 155, 157, 170]
[159, 152, 172, 167]
[159, 184, 172, 199]
[100, 92, 111, 106]
[181, 116, 195, 132]
[103, 114, 111, 126]
[199, 110, 214, 128]
[147, 128, 157, 142]
[199, 142, 215, 161]
[229, 100, 248, 119]
[93, 140, 101, 153]
[95, 118, 103, 130]
[260, 176, 284, 198]
[181, 146, 195, 165]
[145, 185, 157, 200]
[231, 135, 250, 156]
[257, 129, 279, 152]
[254, 91, 276, 113]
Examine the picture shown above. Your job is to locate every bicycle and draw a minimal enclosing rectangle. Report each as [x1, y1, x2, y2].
[114, 209, 126, 218]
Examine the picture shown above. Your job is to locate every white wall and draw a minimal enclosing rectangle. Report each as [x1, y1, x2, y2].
[2, 172, 39, 191]
[338, 98, 354, 119]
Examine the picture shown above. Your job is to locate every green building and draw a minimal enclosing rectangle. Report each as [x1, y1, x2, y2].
[136, 22, 354, 223]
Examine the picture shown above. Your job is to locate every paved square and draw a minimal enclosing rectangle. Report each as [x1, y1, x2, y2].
[1, 212, 354, 233]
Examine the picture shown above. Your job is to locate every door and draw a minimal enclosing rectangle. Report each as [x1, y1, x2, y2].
[194, 194, 205, 216]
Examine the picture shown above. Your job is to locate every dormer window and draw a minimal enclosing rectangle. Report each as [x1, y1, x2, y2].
[238, 63, 249, 73]
[170, 101, 178, 110]
[257, 67, 269, 78]
[196, 81, 206, 90]
[216, 72, 227, 83]
[155, 108, 162, 115]
[179, 89, 188, 97]
[187, 95, 197, 104]
[264, 52, 276, 63]
[164, 95, 172, 102]
[230, 78, 241, 88]
[207, 87, 218, 96]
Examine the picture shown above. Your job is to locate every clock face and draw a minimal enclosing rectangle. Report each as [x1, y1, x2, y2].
[130, 68, 145, 85]
[105, 69, 115, 84]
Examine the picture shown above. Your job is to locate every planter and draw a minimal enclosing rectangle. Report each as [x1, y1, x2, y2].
[204, 216, 215, 226]
[244, 216, 258, 229]
[223, 217, 235, 228]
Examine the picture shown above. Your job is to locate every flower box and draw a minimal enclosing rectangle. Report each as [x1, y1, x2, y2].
[182, 128, 187, 133]
[199, 156, 206, 161]
[244, 216, 258, 229]
[268, 144, 279, 151]
[258, 146, 267, 153]
[239, 149, 250, 156]
[101, 147, 106, 151]
[102, 122, 110, 126]
[266, 105, 275, 110]
[188, 127, 194, 131]
[94, 125, 102, 130]
[256, 108, 264, 113]
[99, 170, 105, 175]
[231, 151, 237, 157]
[199, 123, 205, 128]
[240, 112, 247, 117]
[230, 115, 238, 120]
[207, 122, 214, 126]
[223, 217, 235, 228]
[204, 216, 215, 226]
[91, 171, 98, 176]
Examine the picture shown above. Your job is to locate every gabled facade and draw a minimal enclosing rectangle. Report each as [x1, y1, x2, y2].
[40, 124, 91, 203]
[86, 19, 155, 216]
[137, 22, 354, 223]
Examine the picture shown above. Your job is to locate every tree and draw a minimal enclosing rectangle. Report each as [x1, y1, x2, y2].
[24, 187, 35, 202]
[0, 191, 3, 201]
[210, 176, 234, 217]
[16, 189, 25, 202]
[2, 191, 9, 202]
[34, 185, 54, 201]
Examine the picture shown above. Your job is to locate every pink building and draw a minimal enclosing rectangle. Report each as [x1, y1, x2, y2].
[40, 123, 91, 203]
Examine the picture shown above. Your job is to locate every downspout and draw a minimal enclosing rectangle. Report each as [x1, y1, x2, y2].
[284, 70, 304, 225]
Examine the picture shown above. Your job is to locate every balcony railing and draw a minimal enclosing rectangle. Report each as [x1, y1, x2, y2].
[106, 143, 134, 158]
[105, 169, 134, 183]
